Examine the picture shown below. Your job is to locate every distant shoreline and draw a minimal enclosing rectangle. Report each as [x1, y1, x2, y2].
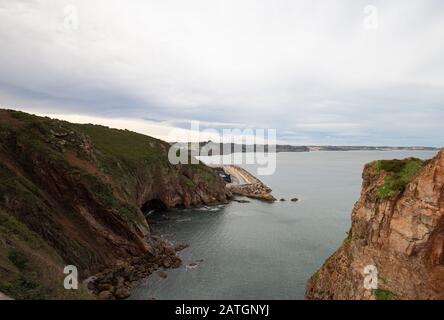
[172, 141, 439, 155]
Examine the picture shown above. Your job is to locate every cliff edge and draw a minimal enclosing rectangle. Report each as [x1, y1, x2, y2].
[0, 109, 229, 299]
[306, 150, 444, 300]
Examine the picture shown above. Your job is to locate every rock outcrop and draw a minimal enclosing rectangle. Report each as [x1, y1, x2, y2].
[0, 109, 230, 299]
[306, 150, 444, 300]
[212, 165, 276, 202]
[228, 182, 276, 202]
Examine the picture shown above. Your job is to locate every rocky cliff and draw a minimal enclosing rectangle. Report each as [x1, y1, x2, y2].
[306, 150, 444, 300]
[0, 109, 230, 299]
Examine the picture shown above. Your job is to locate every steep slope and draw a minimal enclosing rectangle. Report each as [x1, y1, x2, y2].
[306, 150, 444, 300]
[0, 109, 229, 299]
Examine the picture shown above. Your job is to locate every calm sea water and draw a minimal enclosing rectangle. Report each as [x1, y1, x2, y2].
[130, 150, 437, 300]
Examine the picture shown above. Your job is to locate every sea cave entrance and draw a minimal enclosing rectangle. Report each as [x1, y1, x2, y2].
[141, 199, 168, 215]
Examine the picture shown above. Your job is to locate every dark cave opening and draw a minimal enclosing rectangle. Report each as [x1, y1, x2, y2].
[141, 199, 168, 215]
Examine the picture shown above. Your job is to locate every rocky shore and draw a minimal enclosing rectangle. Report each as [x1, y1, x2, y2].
[228, 182, 276, 202]
[88, 236, 187, 300]
[210, 165, 276, 202]
[0, 110, 229, 300]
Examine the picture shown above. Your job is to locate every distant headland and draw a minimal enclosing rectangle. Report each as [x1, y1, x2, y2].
[172, 141, 439, 155]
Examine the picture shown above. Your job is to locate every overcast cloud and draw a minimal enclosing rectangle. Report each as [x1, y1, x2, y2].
[0, 0, 443, 145]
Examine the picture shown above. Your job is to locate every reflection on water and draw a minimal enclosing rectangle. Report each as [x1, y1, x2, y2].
[130, 150, 437, 300]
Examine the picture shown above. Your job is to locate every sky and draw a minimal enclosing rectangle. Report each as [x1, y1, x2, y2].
[0, 0, 443, 146]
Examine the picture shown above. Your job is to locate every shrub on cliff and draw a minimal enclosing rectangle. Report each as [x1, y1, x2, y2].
[373, 288, 398, 300]
[375, 158, 424, 199]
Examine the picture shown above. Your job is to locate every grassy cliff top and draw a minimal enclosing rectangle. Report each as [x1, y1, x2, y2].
[373, 158, 426, 198]
[0, 108, 227, 299]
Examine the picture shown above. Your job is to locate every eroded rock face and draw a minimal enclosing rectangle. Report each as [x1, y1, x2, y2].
[0, 109, 229, 299]
[137, 163, 230, 211]
[306, 150, 444, 300]
[228, 182, 276, 202]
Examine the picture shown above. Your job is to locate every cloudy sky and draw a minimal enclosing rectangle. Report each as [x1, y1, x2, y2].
[0, 0, 443, 146]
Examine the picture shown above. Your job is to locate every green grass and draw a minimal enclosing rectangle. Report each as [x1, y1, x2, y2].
[0, 211, 59, 257]
[78, 124, 168, 164]
[74, 124, 173, 194]
[10, 110, 41, 122]
[375, 158, 424, 199]
[8, 250, 29, 271]
[0, 110, 226, 299]
[76, 123, 224, 197]
[345, 228, 353, 242]
[9, 110, 168, 165]
[7, 111, 223, 195]
[0, 273, 46, 299]
[373, 288, 398, 300]
[0, 163, 18, 194]
[80, 172, 142, 223]
[0, 211, 93, 300]
[192, 164, 223, 187]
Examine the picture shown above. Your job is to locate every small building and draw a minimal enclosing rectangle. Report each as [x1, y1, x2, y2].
[213, 167, 232, 183]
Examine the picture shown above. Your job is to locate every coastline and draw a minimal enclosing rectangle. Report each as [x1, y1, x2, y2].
[208, 164, 276, 202]
[119, 165, 273, 299]
[129, 150, 439, 300]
